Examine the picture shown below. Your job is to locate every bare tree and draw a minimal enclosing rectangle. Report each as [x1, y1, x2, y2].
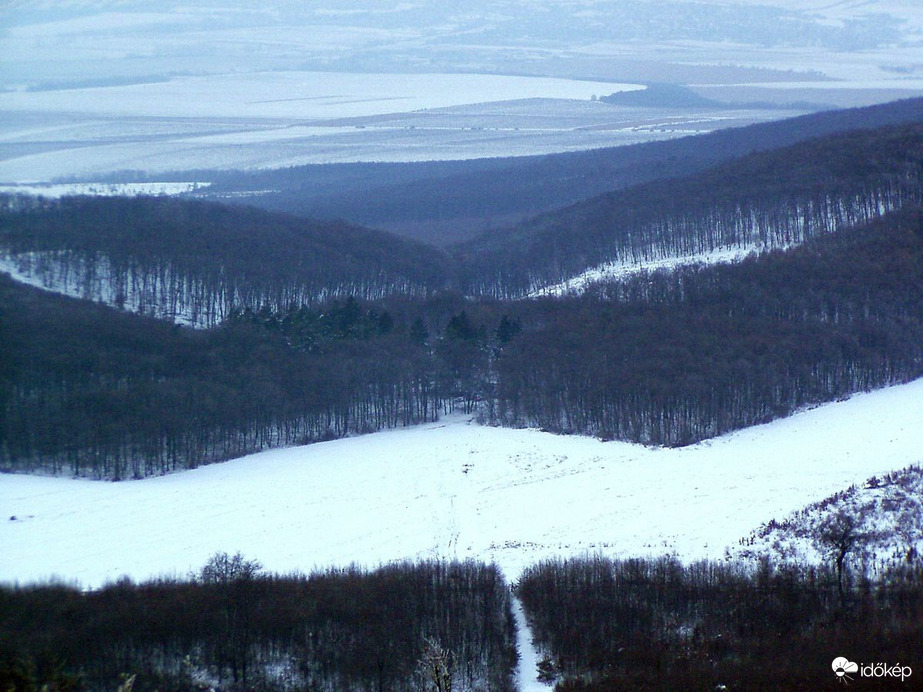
[197, 552, 264, 686]
[419, 637, 454, 692]
[198, 551, 263, 585]
[813, 510, 868, 604]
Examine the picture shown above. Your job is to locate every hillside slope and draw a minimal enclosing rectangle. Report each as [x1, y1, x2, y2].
[203, 97, 923, 246]
[456, 122, 923, 297]
[2, 378, 922, 589]
[3, 204, 922, 474]
[486, 206, 923, 444]
[0, 196, 450, 326]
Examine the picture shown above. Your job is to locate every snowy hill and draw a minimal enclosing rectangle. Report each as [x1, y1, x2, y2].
[3, 378, 922, 589]
[729, 462, 923, 570]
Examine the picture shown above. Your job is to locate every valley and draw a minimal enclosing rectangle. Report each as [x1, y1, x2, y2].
[3, 378, 922, 590]
[1, 3, 923, 687]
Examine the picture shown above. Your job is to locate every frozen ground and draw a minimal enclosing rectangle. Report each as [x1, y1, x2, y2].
[3, 378, 922, 592]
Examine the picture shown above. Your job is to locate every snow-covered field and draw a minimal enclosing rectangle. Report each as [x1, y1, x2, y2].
[0, 72, 643, 182]
[3, 378, 922, 591]
[0, 181, 208, 198]
[0, 73, 637, 121]
[0, 82, 793, 182]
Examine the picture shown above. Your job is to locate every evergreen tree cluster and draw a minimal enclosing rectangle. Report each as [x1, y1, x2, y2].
[0, 557, 516, 691]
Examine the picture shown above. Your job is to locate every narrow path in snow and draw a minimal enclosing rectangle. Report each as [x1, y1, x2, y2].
[512, 594, 548, 691]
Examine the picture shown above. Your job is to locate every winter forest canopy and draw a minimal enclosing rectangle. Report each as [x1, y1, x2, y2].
[2, 109, 923, 478]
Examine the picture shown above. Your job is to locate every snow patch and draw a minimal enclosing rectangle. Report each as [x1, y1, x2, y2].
[532, 245, 762, 296]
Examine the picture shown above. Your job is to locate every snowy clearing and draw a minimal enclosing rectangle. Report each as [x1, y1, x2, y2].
[2, 378, 922, 590]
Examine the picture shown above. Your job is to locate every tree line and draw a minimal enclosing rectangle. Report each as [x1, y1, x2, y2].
[0, 555, 517, 692]
[516, 553, 922, 690]
[4, 549, 918, 690]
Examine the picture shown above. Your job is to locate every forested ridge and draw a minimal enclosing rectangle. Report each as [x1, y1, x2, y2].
[2, 204, 922, 475]
[487, 207, 923, 444]
[456, 122, 923, 297]
[0, 276, 458, 478]
[2, 115, 923, 476]
[199, 97, 923, 245]
[0, 196, 449, 327]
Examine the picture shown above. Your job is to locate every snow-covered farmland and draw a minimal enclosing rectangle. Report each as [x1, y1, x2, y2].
[2, 378, 922, 590]
[2, 0, 922, 184]
[0, 74, 794, 183]
[0, 72, 638, 120]
[0, 72, 639, 182]
[0, 181, 208, 198]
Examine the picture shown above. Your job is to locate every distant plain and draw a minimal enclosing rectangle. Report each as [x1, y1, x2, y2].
[2, 0, 923, 183]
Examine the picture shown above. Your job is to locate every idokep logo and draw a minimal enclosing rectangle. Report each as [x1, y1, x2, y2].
[832, 658, 859, 683]
[832, 657, 913, 684]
